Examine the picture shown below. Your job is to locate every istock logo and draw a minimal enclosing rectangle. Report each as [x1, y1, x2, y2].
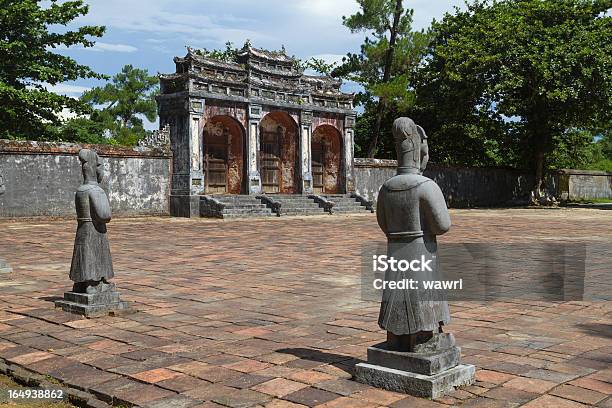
[372, 254, 433, 272]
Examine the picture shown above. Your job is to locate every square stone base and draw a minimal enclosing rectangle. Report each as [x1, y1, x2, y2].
[367, 342, 461, 375]
[55, 290, 131, 318]
[354, 363, 475, 399]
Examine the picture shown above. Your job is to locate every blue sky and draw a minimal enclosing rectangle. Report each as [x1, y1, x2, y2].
[51, 0, 465, 127]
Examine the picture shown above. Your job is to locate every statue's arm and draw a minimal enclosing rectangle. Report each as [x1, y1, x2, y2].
[376, 188, 387, 233]
[421, 183, 451, 235]
[90, 188, 112, 223]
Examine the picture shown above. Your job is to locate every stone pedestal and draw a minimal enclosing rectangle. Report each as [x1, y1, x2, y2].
[0, 259, 12, 274]
[55, 289, 130, 318]
[354, 334, 475, 399]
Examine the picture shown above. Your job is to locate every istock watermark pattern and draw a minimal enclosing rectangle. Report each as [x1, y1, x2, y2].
[361, 242, 600, 302]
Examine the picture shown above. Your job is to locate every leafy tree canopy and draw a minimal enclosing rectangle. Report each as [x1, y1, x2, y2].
[0, 0, 105, 139]
[79, 64, 159, 146]
[333, 0, 431, 157]
[413, 0, 611, 192]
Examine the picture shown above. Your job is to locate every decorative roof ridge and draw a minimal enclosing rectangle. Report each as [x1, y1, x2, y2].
[238, 45, 295, 63]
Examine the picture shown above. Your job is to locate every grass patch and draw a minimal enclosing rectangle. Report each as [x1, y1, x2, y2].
[569, 198, 612, 204]
[0, 373, 75, 408]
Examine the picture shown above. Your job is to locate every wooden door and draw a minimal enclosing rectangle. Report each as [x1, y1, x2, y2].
[312, 140, 324, 194]
[261, 130, 281, 193]
[205, 130, 229, 194]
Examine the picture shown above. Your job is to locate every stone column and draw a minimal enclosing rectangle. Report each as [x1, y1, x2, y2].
[300, 111, 313, 194]
[188, 99, 205, 196]
[344, 115, 356, 193]
[247, 104, 262, 194]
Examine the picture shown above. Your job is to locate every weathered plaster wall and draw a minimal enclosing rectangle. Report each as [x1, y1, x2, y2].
[0, 140, 171, 217]
[354, 158, 534, 207]
[553, 169, 612, 200]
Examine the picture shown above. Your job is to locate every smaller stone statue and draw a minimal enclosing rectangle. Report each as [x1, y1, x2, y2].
[69, 149, 114, 293]
[0, 168, 5, 196]
[0, 168, 12, 274]
[55, 149, 128, 316]
[355, 118, 474, 398]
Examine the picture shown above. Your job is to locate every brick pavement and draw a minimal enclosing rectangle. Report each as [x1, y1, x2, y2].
[0, 209, 610, 407]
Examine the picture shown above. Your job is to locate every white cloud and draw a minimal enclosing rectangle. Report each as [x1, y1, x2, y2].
[63, 0, 468, 73]
[44, 83, 90, 96]
[78, 0, 270, 45]
[54, 42, 138, 53]
[90, 42, 138, 53]
[293, 0, 359, 19]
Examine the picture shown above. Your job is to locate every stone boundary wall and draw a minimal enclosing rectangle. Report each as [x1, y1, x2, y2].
[553, 169, 612, 200]
[354, 158, 534, 207]
[0, 140, 172, 217]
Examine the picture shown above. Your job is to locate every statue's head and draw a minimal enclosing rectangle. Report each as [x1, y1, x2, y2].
[392, 117, 421, 170]
[78, 149, 103, 184]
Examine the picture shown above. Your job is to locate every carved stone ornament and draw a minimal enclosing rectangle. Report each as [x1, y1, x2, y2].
[138, 125, 170, 148]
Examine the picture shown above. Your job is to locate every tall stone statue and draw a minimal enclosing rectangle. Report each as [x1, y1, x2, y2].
[376, 117, 451, 349]
[55, 149, 129, 316]
[355, 118, 474, 398]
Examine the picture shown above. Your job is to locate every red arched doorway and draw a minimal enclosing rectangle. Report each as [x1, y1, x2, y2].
[203, 116, 245, 194]
[312, 124, 342, 194]
[259, 112, 298, 194]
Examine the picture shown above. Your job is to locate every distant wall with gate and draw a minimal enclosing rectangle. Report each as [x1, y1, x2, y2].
[0, 140, 172, 218]
[353, 158, 534, 207]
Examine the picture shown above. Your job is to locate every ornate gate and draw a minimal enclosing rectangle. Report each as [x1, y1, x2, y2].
[261, 128, 281, 193]
[312, 139, 324, 193]
[311, 125, 342, 194]
[204, 127, 229, 194]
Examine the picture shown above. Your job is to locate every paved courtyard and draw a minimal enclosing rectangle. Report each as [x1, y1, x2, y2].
[0, 209, 610, 408]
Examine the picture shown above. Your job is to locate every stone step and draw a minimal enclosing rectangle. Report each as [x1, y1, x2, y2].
[222, 203, 268, 209]
[266, 194, 310, 199]
[215, 196, 261, 202]
[327, 199, 363, 205]
[281, 208, 327, 215]
[317, 202, 364, 209]
[221, 208, 273, 215]
[279, 201, 321, 208]
[317, 194, 354, 201]
[221, 212, 275, 218]
[332, 207, 371, 213]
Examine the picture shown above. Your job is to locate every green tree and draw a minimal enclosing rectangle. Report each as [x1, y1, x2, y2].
[81, 65, 159, 146]
[0, 0, 105, 139]
[333, 0, 431, 157]
[415, 0, 611, 195]
[303, 58, 338, 75]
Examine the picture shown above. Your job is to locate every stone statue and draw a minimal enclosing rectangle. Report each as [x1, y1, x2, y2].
[376, 117, 451, 348]
[0, 168, 5, 196]
[0, 168, 11, 274]
[69, 149, 114, 293]
[355, 118, 474, 398]
[56, 149, 128, 316]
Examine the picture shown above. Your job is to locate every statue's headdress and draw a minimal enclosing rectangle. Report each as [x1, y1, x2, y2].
[78, 149, 99, 165]
[78, 149, 102, 183]
[392, 117, 421, 168]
